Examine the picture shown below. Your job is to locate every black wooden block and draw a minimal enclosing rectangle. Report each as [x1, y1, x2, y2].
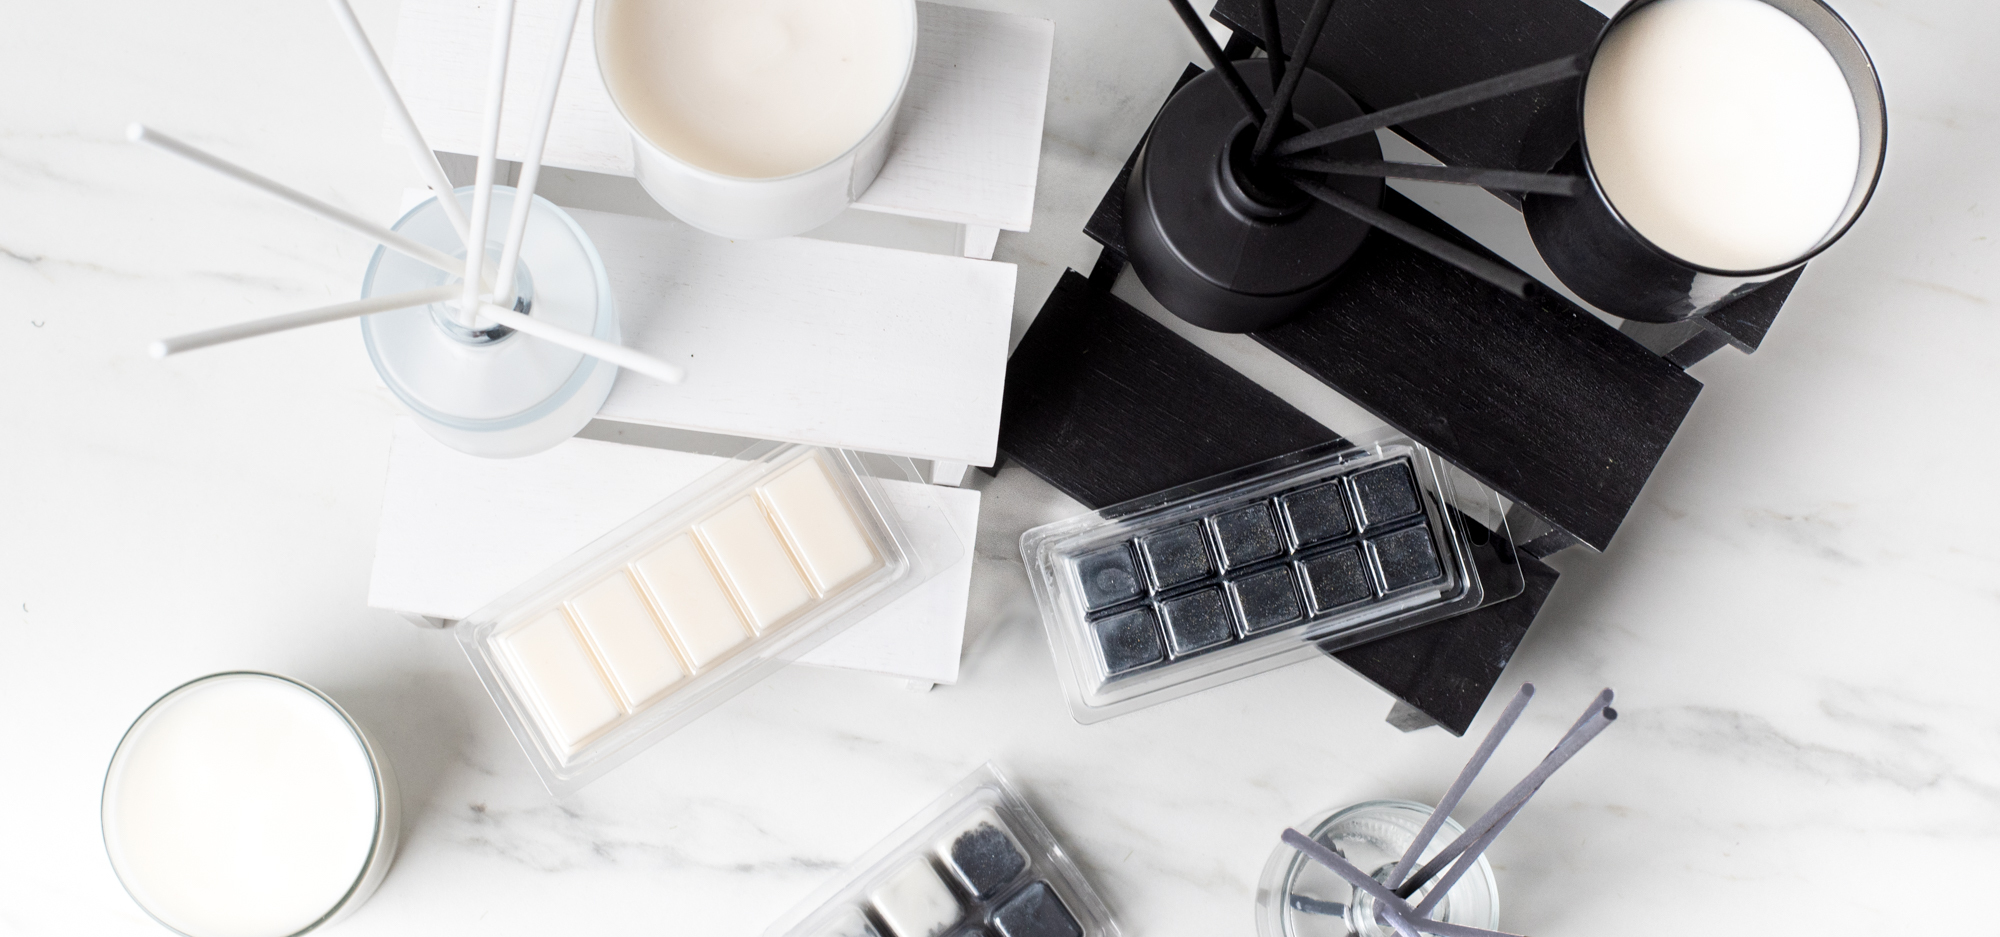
[1705, 266, 1801, 353]
[1254, 189, 1703, 552]
[1329, 549, 1561, 736]
[1085, 64, 1203, 269]
[1210, 0, 1605, 196]
[997, 269, 1343, 509]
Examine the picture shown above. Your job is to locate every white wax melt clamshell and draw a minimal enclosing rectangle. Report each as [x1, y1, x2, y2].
[767, 763, 1119, 937]
[459, 444, 960, 795]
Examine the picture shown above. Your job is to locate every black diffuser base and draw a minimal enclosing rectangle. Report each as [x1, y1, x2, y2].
[1124, 59, 1381, 333]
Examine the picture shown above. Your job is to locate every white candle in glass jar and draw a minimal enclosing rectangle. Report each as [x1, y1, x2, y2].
[1583, 0, 1861, 271]
[102, 673, 398, 937]
[599, 0, 914, 179]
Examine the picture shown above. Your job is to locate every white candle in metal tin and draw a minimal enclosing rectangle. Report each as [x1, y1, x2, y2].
[599, 0, 913, 178]
[1584, 0, 1860, 271]
[102, 674, 391, 937]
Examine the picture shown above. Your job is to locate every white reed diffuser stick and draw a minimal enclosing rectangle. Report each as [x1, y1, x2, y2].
[457, 0, 520, 324]
[149, 285, 459, 358]
[493, 0, 586, 308]
[476, 303, 685, 385]
[323, 0, 471, 242]
[128, 124, 471, 281]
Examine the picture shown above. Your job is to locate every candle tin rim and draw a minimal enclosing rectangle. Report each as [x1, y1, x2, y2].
[101, 671, 399, 937]
[592, 0, 920, 185]
[1572, 0, 1888, 278]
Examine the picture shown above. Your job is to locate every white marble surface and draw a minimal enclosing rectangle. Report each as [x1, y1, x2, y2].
[3, 1, 1998, 936]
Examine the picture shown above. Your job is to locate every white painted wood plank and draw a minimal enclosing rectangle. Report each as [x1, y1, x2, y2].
[576, 207, 1012, 466]
[851, 5, 1051, 231]
[391, 0, 1051, 231]
[368, 420, 977, 684]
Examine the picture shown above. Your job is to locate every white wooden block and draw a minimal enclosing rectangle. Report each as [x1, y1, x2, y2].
[368, 420, 977, 684]
[392, 0, 1052, 231]
[929, 460, 972, 487]
[959, 225, 1000, 260]
[575, 207, 1012, 466]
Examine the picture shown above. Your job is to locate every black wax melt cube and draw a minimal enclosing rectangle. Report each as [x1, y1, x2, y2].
[1279, 482, 1353, 547]
[990, 881, 1082, 937]
[1137, 522, 1213, 589]
[1301, 546, 1373, 612]
[1160, 588, 1235, 655]
[1210, 503, 1283, 570]
[945, 818, 1028, 900]
[1075, 542, 1144, 610]
[1092, 607, 1164, 675]
[1230, 565, 1305, 634]
[1371, 525, 1443, 591]
[1352, 462, 1421, 528]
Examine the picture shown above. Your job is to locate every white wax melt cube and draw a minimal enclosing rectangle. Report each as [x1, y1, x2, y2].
[565, 572, 688, 709]
[632, 533, 753, 670]
[761, 456, 883, 594]
[495, 610, 623, 754]
[696, 497, 813, 632]
[868, 857, 961, 937]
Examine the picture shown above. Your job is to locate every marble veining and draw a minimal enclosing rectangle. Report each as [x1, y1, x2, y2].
[2, 0, 1998, 935]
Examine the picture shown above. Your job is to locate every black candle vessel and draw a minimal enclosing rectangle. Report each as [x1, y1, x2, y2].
[1522, 0, 1886, 324]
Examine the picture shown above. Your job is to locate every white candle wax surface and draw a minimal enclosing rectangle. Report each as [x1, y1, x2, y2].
[1583, 0, 1861, 271]
[600, 0, 914, 179]
[102, 674, 385, 937]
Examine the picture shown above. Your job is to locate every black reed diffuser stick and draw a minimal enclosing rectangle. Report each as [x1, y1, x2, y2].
[1277, 157, 1585, 196]
[1281, 173, 1535, 297]
[1251, 0, 1340, 160]
[1258, 0, 1286, 90]
[1394, 689, 1617, 898]
[1387, 684, 1534, 890]
[1272, 54, 1587, 157]
[1281, 687, 1617, 937]
[1165, 0, 1267, 123]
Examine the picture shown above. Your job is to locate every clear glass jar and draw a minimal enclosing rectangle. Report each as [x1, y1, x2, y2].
[360, 186, 619, 458]
[1256, 799, 1499, 937]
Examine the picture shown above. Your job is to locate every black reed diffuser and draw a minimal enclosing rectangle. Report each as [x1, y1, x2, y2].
[1129, 0, 1587, 332]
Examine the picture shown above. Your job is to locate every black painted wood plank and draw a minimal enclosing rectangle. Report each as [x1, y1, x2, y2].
[1255, 190, 1704, 552]
[1211, 0, 1606, 196]
[1329, 550, 1560, 736]
[998, 269, 1343, 508]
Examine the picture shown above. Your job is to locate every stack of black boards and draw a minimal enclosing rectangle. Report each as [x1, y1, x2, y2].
[996, 0, 1802, 733]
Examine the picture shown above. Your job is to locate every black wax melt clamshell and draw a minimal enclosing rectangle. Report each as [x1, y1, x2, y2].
[1022, 439, 1510, 724]
[764, 764, 1118, 937]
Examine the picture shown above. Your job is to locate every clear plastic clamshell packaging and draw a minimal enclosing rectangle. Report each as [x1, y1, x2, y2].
[767, 763, 1118, 937]
[1022, 437, 1519, 724]
[459, 443, 960, 794]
